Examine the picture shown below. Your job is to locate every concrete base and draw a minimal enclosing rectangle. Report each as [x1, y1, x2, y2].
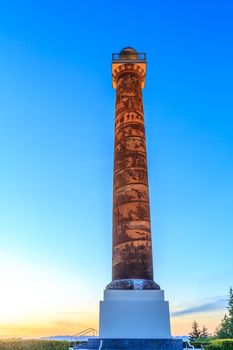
[80, 338, 182, 350]
[99, 290, 171, 339]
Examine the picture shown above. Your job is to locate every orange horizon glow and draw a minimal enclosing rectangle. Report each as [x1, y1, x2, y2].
[0, 311, 225, 339]
[0, 253, 228, 339]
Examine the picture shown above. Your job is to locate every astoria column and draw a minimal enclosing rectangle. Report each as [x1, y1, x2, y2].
[97, 48, 180, 344]
[107, 47, 159, 290]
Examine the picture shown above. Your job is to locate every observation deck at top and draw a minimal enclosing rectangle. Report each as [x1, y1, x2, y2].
[112, 47, 147, 88]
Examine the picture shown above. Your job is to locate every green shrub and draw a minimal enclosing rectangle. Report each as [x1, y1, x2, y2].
[0, 340, 70, 350]
[206, 339, 233, 350]
[188, 336, 215, 348]
[190, 341, 211, 348]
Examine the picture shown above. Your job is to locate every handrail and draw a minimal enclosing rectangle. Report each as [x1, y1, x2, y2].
[112, 52, 146, 61]
[72, 327, 97, 337]
[71, 327, 97, 349]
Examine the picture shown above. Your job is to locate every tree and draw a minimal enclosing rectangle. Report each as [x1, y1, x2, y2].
[216, 287, 233, 338]
[227, 286, 233, 318]
[200, 325, 209, 338]
[189, 321, 209, 341]
[189, 321, 201, 341]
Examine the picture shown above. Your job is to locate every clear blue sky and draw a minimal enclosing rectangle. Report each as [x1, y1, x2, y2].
[0, 0, 232, 337]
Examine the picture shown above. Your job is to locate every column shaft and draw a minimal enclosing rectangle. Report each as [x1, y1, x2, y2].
[112, 68, 153, 281]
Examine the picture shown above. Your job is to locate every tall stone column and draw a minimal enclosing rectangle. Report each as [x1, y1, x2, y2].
[107, 47, 160, 290]
[97, 48, 179, 344]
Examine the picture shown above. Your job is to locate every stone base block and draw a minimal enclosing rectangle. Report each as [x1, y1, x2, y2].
[99, 290, 171, 339]
[83, 338, 182, 350]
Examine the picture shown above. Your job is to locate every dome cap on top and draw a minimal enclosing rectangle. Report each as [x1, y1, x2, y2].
[119, 47, 138, 60]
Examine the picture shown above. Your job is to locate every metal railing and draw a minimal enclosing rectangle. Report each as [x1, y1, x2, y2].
[71, 328, 97, 349]
[112, 52, 146, 61]
[72, 327, 97, 337]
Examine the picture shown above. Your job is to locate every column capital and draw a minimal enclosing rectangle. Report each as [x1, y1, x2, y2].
[112, 48, 146, 88]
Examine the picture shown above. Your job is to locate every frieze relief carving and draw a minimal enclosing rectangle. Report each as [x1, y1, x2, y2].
[114, 168, 148, 190]
[115, 123, 145, 142]
[115, 111, 144, 129]
[114, 153, 147, 175]
[113, 202, 151, 235]
[113, 220, 151, 246]
[113, 240, 152, 268]
[112, 65, 153, 281]
[116, 74, 143, 113]
[114, 184, 149, 206]
[114, 137, 146, 155]
[113, 202, 150, 222]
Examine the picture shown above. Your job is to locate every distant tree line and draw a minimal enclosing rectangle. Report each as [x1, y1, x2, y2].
[216, 287, 233, 339]
[189, 287, 233, 342]
[188, 287, 233, 349]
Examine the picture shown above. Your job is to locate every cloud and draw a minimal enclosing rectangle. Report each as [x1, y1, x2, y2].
[171, 296, 227, 317]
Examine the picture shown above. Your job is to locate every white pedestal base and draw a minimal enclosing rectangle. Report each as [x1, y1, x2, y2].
[99, 289, 171, 339]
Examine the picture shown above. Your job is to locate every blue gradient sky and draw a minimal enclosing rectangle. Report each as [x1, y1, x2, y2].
[0, 0, 232, 337]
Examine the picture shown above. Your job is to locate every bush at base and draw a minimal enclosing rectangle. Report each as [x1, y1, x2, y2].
[190, 341, 211, 348]
[206, 339, 233, 350]
[0, 340, 70, 350]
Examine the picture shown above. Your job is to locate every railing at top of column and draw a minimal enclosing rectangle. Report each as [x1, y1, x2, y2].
[112, 52, 146, 62]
